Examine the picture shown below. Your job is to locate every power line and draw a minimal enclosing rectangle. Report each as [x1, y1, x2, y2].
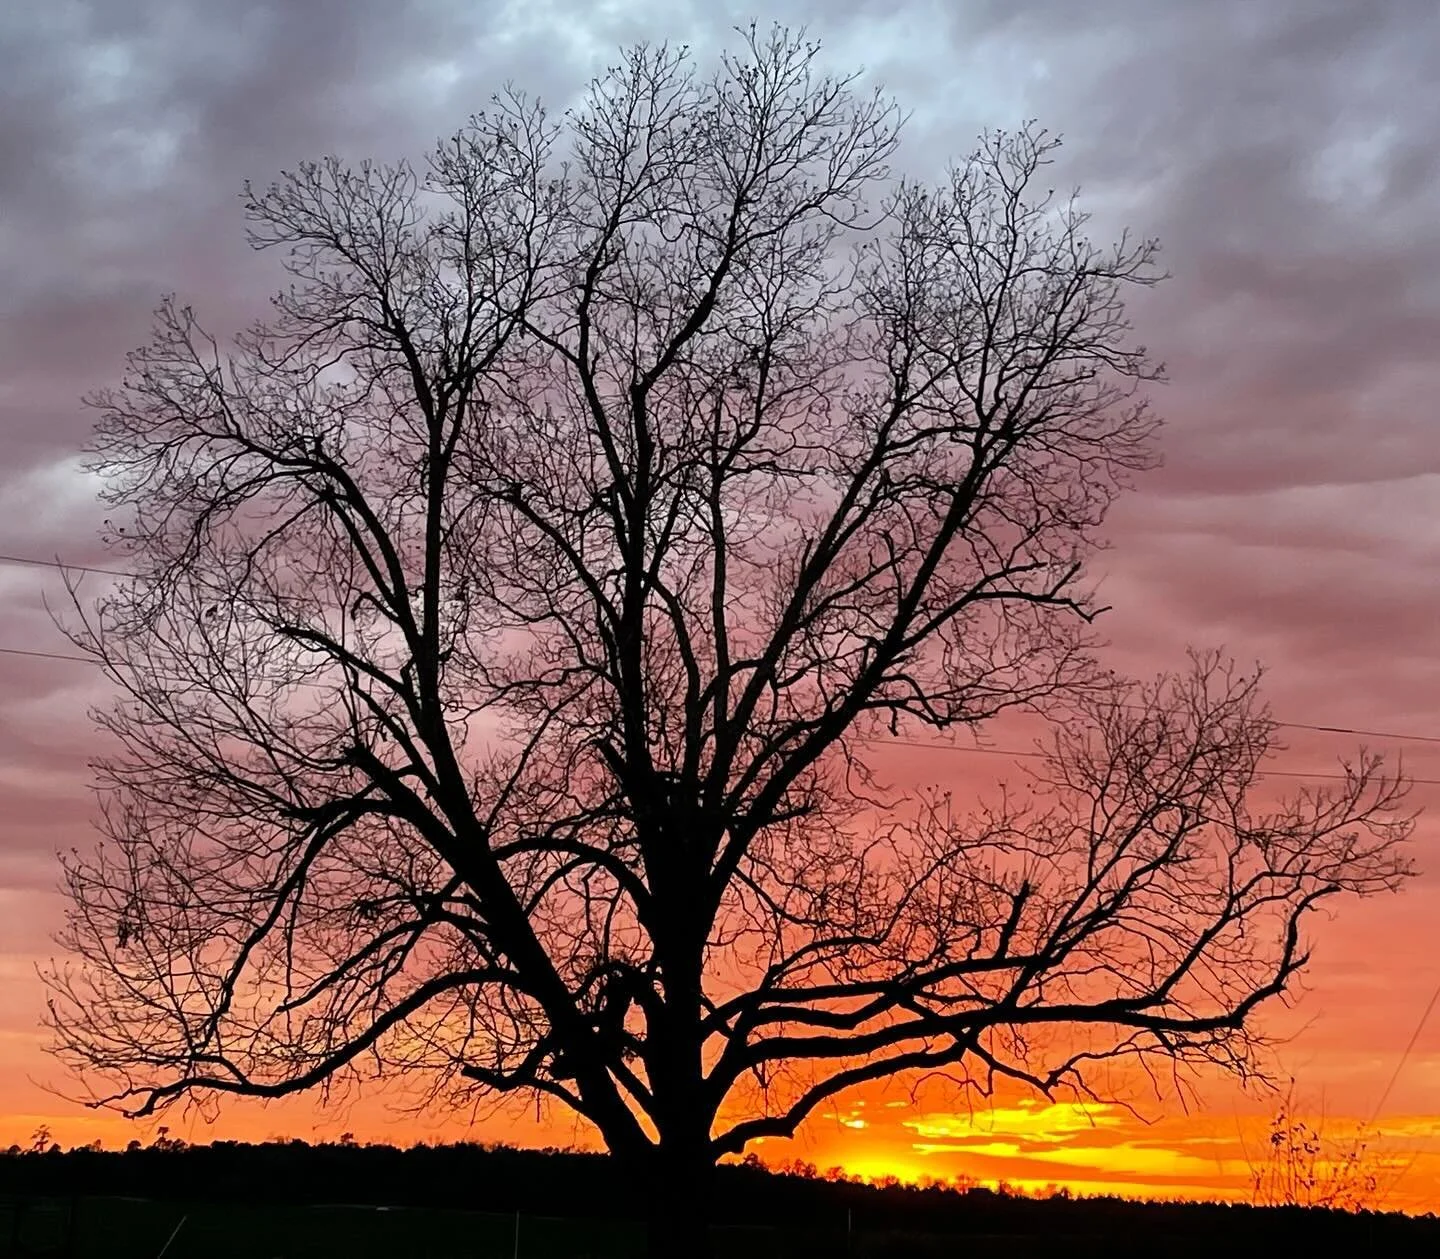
[0, 643, 1435, 787]
[3, 549, 1440, 758]
[1292, 723, 1440, 748]
[880, 737, 1440, 787]
[0, 551, 136, 581]
[1368, 980, 1440, 1127]
[0, 645, 95, 664]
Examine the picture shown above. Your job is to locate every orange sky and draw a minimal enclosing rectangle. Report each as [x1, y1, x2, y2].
[3, 1010, 1437, 1211]
[3, 728, 1436, 1211]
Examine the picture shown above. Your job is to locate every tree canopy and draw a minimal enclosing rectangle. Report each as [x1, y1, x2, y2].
[46, 27, 1412, 1257]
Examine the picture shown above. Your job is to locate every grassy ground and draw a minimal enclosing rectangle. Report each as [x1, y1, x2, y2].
[3, 1198, 650, 1259]
[0, 1188, 1411, 1257]
[2, 1198, 869, 1259]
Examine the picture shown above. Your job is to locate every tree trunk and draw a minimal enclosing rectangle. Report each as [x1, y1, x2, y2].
[644, 1153, 714, 1259]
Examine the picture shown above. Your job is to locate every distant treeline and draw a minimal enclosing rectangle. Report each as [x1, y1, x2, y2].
[0, 1139, 1433, 1248]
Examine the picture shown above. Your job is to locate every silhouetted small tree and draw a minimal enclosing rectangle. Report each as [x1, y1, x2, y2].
[46, 25, 1412, 1259]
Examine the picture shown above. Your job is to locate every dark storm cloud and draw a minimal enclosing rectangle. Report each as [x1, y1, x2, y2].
[1, 1, 549, 466]
[1, 0, 1438, 1148]
[1, 0, 1435, 786]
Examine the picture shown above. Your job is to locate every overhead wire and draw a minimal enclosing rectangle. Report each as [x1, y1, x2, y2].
[1368, 981, 1440, 1129]
[877, 737, 1440, 787]
[0, 550, 135, 581]
[2, 548, 1440, 786]
[1, 656, 1438, 787]
[0, 645, 95, 664]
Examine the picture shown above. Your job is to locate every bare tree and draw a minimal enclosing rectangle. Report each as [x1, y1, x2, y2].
[45, 28, 1412, 1257]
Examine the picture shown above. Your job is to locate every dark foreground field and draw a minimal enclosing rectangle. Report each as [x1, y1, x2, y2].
[1, 1142, 1435, 1257]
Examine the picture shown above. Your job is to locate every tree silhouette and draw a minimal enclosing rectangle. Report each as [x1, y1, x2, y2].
[45, 27, 1412, 1258]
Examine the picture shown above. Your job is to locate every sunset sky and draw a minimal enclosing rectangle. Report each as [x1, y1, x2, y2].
[2, 0, 1439, 1210]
